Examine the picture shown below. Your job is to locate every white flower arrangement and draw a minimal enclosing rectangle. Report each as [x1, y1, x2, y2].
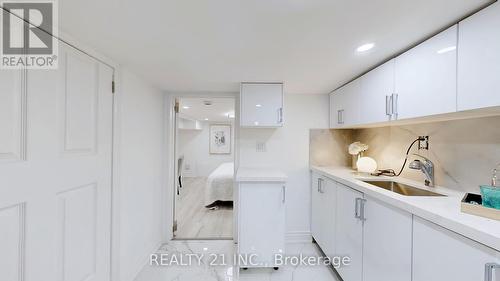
[348, 141, 369, 156]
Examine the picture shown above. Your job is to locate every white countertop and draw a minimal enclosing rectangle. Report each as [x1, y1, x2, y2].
[311, 165, 500, 252]
[236, 167, 287, 182]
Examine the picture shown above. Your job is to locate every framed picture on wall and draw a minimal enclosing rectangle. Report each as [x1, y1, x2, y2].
[209, 124, 231, 154]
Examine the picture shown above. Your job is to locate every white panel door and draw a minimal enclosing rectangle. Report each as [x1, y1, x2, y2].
[0, 41, 113, 281]
[413, 217, 500, 281]
[363, 196, 412, 281]
[359, 60, 395, 124]
[335, 183, 363, 281]
[238, 182, 286, 267]
[395, 25, 458, 120]
[240, 83, 283, 127]
[458, 2, 500, 111]
[311, 173, 323, 244]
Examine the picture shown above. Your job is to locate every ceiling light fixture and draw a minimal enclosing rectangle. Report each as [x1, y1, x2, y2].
[437, 46, 456, 54]
[182, 106, 190, 109]
[204, 118, 209, 121]
[255, 104, 262, 107]
[356, 43, 375, 53]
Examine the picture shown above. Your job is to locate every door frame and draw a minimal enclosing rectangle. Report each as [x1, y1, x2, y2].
[163, 92, 239, 241]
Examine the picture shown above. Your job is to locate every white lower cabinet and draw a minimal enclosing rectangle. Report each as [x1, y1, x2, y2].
[363, 197, 412, 281]
[335, 183, 363, 281]
[310, 174, 500, 281]
[238, 182, 286, 268]
[413, 217, 500, 281]
[311, 173, 336, 258]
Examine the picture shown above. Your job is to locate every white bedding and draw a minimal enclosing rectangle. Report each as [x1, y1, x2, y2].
[205, 162, 234, 206]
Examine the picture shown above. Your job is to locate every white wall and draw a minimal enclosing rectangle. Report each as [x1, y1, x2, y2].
[238, 93, 330, 240]
[115, 69, 165, 281]
[178, 121, 234, 177]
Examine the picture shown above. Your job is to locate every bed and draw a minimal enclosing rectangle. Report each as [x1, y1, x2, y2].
[204, 162, 234, 207]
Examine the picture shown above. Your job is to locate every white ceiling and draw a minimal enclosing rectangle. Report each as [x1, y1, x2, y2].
[179, 97, 235, 122]
[59, 0, 491, 94]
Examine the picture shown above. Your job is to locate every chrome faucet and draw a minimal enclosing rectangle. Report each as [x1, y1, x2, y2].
[409, 154, 434, 187]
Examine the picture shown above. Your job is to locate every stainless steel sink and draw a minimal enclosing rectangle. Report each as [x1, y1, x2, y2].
[362, 180, 445, 197]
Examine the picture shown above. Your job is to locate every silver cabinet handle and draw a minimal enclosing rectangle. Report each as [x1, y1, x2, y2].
[355, 198, 361, 219]
[386, 95, 392, 116]
[337, 109, 345, 124]
[392, 93, 398, 119]
[282, 185, 286, 203]
[355, 198, 367, 221]
[318, 178, 325, 193]
[485, 263, 500, 281]
[359, 198, 367, 221]
[277, 108, 281, 124]
[279, 108, 283, 123]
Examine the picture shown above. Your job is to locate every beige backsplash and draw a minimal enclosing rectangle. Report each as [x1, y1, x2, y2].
[310, 115, 500, 193]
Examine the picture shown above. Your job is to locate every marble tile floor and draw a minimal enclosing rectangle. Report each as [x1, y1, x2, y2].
[135, 240, 340, 281]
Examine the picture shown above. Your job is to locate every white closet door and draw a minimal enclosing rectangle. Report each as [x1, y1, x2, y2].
[0, 41, 113, 281]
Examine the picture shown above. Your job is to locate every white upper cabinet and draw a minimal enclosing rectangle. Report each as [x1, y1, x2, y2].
[458, 2, 500, 111]
[240, 83, 283, 127]
[330, 80, 360, 128]
[359, 60, 395, 124]
[394, 25, 458, 120]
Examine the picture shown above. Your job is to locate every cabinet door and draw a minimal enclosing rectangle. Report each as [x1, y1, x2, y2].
[458, 2, 500, 111]
[238, 182, 286, 267]
[359, 60, 395, 124]
[335, 183, 363, 281]
[240, 83, 283, 127]
[395, 25, 457, 120]
[363, 197, 412, 281]
[320, 178, 337, 259]
[413, 217, 500, 281]
[311, 173, 323, 244]
[330, 80, 360, 128]
[329, 90, 343, 128]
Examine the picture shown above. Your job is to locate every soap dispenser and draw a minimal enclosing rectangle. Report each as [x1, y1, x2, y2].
[492, 166, 498, 187]
[480, 163, 500, 209]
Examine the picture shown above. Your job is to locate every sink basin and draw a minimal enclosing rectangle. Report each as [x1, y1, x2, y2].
[362, 180, 445, 197]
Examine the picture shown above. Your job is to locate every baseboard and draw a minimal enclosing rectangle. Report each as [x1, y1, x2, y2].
[285, 231, 312, 244]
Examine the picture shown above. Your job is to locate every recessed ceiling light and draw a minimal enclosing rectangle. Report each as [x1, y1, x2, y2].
[204, 118, 209, 121]
[356, 43, 375, 53]
[255, 104, 262, 107]
[182, 106, 190, 109]
[437, 46, 456, 54]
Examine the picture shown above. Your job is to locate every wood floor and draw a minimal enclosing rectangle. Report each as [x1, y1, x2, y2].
[175, 177, 233, 239]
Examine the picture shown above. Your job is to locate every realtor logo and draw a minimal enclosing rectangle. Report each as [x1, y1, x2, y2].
[1, 1, 58, 69]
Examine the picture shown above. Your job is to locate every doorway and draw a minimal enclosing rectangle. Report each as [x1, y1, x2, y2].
[173, 97, 235, 239]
